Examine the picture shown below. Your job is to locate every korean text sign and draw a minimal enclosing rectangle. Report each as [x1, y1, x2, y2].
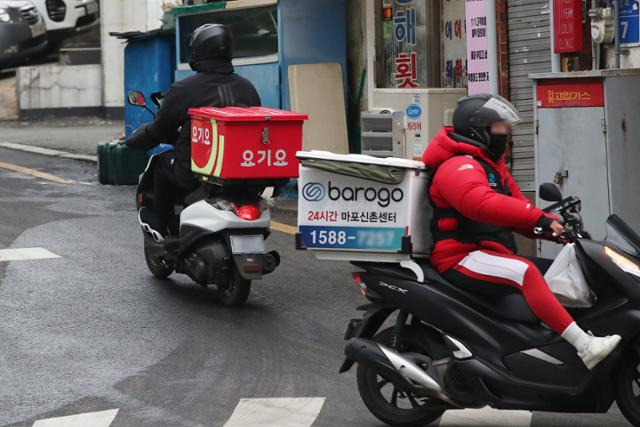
[392, 0, 421, 88]
[298, 167, 410, 252]
[465, 0, 491, 94]
[619, 0, 640, 46]
[536, 78, 604, 108]
[553, 0, 583, 54]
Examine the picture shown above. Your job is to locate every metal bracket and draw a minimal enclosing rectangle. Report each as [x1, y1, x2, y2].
[554, 169, 568, 185]
[262, 128, 270, 145]
[400, 260, 424, 283]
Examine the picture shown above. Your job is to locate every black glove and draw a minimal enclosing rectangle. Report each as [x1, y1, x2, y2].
[536, 215, 554, 231]
[125, 124, 157, 152]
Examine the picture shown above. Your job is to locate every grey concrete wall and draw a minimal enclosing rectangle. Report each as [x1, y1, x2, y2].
[99, 0, 164, 109]
[605, 46, 640, 69]
[17, 64, 103, 110]
[0, 76, 18, 120]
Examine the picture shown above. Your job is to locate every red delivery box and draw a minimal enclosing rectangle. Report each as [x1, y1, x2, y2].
[189, 106, 308, 180]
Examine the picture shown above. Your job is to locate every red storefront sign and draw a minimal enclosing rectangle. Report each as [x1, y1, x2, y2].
[553, 0, 583, 54]
[536, 78, 604, 108]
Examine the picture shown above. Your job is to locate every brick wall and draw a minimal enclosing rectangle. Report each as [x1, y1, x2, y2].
[496, 0, 509, 98]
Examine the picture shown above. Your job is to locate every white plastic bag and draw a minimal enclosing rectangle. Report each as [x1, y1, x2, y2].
[544, 243, 595, 308]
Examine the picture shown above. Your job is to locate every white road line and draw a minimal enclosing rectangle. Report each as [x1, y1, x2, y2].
[439, 407, 533, 426]
[0, 142, 98, 163]
[0, 248, 61, 262]
[223, 397, 325, 427]
[32, 409, 119, 427]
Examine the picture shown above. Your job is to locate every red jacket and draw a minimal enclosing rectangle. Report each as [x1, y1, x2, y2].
[423, 128, 550, 273]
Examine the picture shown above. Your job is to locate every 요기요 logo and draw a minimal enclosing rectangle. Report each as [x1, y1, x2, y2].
[302, 182, 326, 202]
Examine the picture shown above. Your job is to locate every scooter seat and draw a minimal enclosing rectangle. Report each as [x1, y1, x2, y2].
[353, 261, 539, 324]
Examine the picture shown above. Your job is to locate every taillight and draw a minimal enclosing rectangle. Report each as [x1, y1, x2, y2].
[233, 204, 261, 221]
[352, 272, 367, 297]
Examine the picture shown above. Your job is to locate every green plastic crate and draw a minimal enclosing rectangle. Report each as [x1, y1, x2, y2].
[97, 139, 148, 185]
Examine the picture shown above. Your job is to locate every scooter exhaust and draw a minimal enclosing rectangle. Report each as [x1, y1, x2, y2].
[345, 338, 449, 402]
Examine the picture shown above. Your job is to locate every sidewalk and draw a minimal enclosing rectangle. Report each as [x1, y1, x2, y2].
[0, 117, 122, 157]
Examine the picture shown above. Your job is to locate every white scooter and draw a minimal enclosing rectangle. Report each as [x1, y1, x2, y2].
[129, 90, 281, 307]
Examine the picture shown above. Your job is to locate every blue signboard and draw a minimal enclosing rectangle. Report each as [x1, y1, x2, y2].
[299, 226, 406, 251]
[619, 0, 640, 46]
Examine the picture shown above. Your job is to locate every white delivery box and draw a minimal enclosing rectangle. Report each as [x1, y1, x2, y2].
[296, 151, 432, 263]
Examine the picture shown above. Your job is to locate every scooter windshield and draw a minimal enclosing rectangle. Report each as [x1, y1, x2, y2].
[605, 214, 640, 259]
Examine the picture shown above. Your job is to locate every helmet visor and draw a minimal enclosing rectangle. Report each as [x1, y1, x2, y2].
[482, 95, 521, 126]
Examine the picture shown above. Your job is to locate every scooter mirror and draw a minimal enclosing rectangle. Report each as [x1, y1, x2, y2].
[540, 183, 563, 202]
[127, 91, 146, 107]
[150, 92, 164, 108]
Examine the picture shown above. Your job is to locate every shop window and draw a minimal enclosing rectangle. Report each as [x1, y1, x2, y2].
[375, 0, 429, 88]
[178, 5, 278, 64]
[374, 0, 466, 89]
[440, 0, 467, 88]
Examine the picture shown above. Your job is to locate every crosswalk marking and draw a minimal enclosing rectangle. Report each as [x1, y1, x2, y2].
[32, 409, 118, 427]
[223, 397, 325, 427]
[439, 407, 533, 426]
[0, 248, 61, 262]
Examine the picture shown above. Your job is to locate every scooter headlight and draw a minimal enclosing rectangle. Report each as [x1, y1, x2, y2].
[605, 246, 640, 278]
[0, 8, 11, 22]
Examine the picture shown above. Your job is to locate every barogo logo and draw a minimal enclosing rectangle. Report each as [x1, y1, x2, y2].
[302, 182, 404, 208]
[302, 182, 326, 202]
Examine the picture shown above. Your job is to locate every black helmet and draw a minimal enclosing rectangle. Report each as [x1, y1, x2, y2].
[189, 24, 233, 70]
[452, 94, 521, 148]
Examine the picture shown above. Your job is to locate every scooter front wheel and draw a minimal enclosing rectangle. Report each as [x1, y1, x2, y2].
[144, 238, 174, 279]
[217, 272, 251, 307]
[616, 351, 640, 426]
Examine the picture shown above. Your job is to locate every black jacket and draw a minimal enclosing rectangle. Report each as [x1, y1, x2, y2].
[126, 58, 261, 166]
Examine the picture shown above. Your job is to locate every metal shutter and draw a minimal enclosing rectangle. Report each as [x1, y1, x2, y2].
[507, 0, 551, 191]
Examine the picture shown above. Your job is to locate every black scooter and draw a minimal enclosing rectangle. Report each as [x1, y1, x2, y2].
[340, 183, 640, 426]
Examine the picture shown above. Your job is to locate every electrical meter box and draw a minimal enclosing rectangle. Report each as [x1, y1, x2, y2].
[189, 106, 308, 182]
[532, 70, 640, 258]
[295, 151, 432, 263]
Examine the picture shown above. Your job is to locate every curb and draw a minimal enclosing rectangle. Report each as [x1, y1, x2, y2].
[0, 142, 98, 163]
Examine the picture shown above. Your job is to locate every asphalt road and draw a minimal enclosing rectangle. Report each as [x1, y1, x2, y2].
[0, 118, 122, 156]
[0, 147, 632, 427]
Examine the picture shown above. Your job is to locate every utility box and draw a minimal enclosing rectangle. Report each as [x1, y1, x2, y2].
[367, 88, 465, 160]
[189, 106, 307, 181]
[360, 111, 406, 158]
[532, 70, 640, 258]
[296, 151, 431, 263]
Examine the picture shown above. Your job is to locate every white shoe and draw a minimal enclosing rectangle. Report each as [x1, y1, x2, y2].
[578, 334, 622, 370]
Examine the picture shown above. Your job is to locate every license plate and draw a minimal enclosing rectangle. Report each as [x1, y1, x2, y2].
[30, 22, 45, 38]
[85, 2, 98, 15]
[230, 235, 265, 254]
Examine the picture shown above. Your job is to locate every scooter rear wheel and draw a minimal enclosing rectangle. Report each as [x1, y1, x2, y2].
[217, 272, 251, 307]
[616, 351, 640, 426]
[356, 326, 446, 427]
[144, 239, 174, 279]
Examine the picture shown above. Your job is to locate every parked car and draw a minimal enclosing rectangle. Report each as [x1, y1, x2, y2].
[30, 0, 98, 47]
[0, 0, 47, 68]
